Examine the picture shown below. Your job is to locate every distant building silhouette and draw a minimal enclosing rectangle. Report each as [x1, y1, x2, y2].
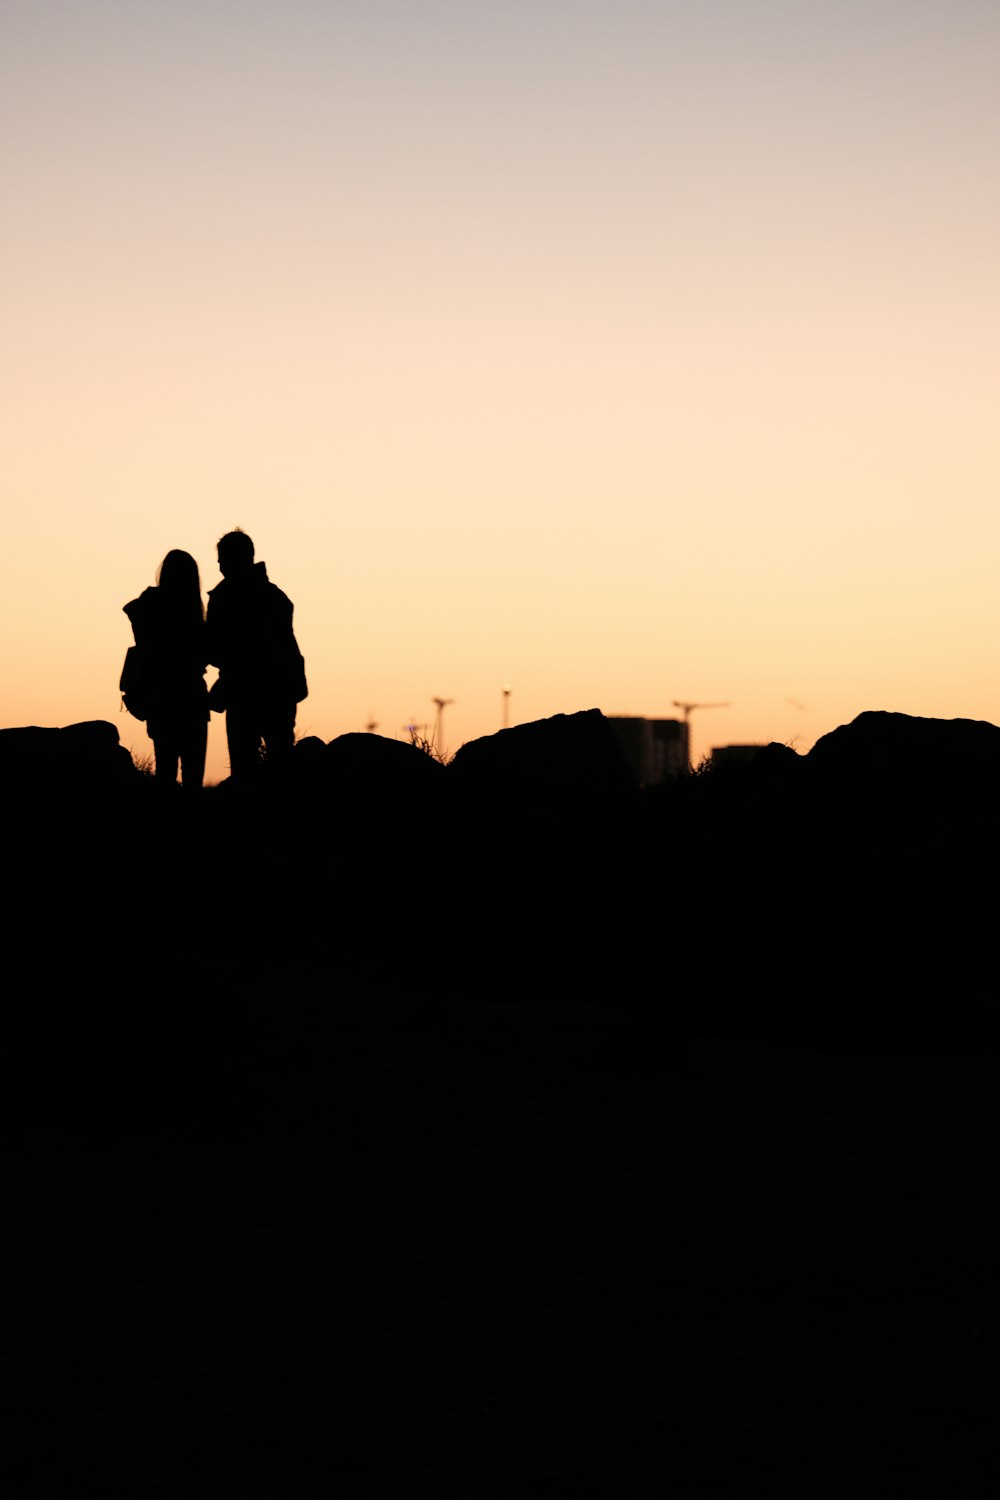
[710, 744, 765, 772]
[608, 716, 688, 784]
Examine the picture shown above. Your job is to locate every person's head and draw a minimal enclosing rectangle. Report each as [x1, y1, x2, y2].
[156, 549, 204, 619]
[217, 528, 255, 579]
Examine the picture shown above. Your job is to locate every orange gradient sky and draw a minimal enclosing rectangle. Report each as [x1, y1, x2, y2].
[3, 1, 999, 781]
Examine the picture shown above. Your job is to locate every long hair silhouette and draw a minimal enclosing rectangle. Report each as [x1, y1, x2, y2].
[156, 549, 205, 623]
[124, 548, 210, 789]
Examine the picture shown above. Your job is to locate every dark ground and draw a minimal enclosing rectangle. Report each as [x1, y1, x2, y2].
[6, 769, 1000, 1496]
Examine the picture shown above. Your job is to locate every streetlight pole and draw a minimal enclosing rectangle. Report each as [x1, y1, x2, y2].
[432, 697, 454, 754]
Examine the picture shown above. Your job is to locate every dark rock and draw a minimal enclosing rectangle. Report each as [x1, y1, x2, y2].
[325, 732, 445, 795]
[752, 740, 803, 775]
[807, 709, 1000, 788]
[293, 734, 327, 764]
[439, 712, 660, 1022]
[289, 734, 328, 783]
[3, 703, 995, 1061]
[449, 709, 638, 812]
[0, 720, 137, 794]
[308, 731, 448, 845]
[706, 740, 803, 801]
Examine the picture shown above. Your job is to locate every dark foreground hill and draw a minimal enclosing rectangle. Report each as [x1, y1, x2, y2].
[4, 709, 1000, 1494]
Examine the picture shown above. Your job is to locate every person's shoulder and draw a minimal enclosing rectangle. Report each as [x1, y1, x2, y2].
[268, 582, 294, 616]
[258, 566, 293, 609]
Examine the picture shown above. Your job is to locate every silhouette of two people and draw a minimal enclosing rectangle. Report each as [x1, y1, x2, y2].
[123, 549, 210, 789]
[206, 529, 307, 781]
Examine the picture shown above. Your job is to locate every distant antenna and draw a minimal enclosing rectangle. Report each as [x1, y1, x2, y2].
[365, 717, 379, 733]
[502, 684, 511, 730]
[432, 697, 454, 753]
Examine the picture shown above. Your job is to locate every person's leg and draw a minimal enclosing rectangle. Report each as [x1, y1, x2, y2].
[260, 702, 297, 774]
[152, 733, 180, 786]
[225, 704, 263, 779]
[180, 717, 208, 790]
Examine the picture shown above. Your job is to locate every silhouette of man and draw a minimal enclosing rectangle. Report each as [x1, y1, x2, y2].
[206, 529, 306, 780]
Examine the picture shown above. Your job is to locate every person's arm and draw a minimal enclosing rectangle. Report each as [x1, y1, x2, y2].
[205, 597, 221, 667]
[271, 587, 306, 699]
[195, 618, 210, 672]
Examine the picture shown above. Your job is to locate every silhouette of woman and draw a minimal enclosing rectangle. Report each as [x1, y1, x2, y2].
[123, 550, 210, 789]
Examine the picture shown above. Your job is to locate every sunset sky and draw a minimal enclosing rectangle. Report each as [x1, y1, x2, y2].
[3, 0, 998, 782]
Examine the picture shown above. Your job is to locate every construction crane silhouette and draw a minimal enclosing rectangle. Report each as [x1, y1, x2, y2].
[431, 697, 454, 753]
[672, 700, 731, 769]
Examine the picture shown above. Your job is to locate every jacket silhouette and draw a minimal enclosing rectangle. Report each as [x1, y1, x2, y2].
[206, 530, 306, 779]
[123, 549, 210, 789]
